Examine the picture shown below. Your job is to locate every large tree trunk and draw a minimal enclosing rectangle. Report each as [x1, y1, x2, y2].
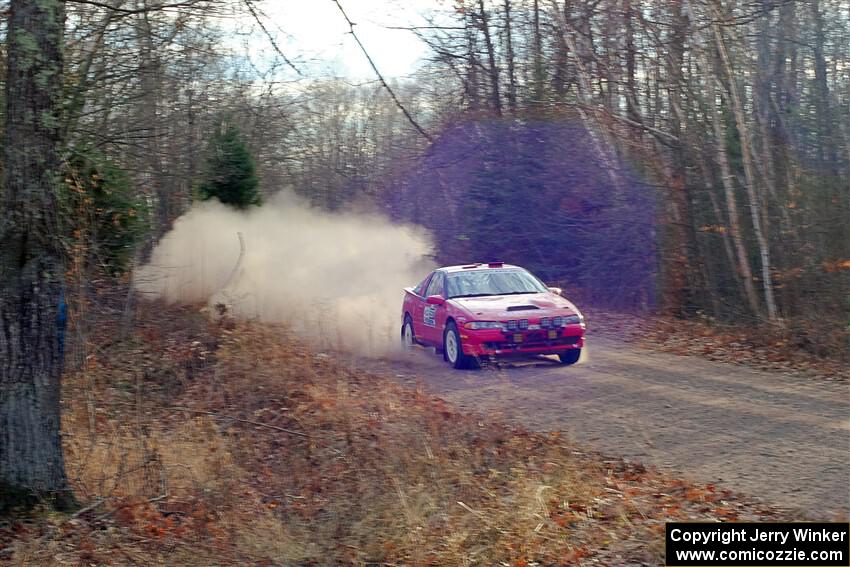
[0, 0, 72, 509]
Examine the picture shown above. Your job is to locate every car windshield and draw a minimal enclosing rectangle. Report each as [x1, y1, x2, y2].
[446, 269, 548, 298]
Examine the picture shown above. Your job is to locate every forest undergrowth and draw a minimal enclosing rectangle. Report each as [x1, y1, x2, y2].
[0, 290, 806, 566]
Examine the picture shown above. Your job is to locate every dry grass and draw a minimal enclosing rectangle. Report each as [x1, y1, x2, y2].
[1, 300, 791, 566]
[583, 307, 850, 380]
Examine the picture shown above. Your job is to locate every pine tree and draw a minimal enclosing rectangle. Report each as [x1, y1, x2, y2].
[198, 121, 261, 209]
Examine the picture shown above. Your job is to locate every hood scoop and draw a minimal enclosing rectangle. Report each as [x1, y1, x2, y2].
[506, 305, 540, 312]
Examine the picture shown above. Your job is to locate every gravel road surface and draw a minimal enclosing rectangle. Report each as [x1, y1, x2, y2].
[361, 336, 850, 518]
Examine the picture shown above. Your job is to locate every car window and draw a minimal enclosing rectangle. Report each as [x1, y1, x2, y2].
[425, 272, 445, 297]
[413, 273, 432, 296]
[446, 269, 547, 298]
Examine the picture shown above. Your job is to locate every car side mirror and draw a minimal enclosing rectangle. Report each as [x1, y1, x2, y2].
[548, 287, 562, 296]
[426, 295, 446, 306]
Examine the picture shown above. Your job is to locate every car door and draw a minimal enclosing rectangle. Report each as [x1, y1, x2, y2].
[420, 271, 446, 345]
[409, 272, 433, 341]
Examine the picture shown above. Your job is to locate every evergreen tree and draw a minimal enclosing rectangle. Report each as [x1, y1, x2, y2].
[63, 145, 148, 275]
[198, 121, 260, 209]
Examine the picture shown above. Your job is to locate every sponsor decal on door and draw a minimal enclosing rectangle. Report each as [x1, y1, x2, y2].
[423, 305, 437, 327]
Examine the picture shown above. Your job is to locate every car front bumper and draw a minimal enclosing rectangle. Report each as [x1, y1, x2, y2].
[459, 325, 585, 357]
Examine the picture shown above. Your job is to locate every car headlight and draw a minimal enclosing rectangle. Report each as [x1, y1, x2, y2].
[464, 321, 504, 330]
[563, 314, 583, 325]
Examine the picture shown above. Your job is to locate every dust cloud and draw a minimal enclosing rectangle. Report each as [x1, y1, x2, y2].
[135, 193, 435, 355]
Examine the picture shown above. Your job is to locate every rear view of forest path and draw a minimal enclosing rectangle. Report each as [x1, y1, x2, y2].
[367, 336, 850, 518]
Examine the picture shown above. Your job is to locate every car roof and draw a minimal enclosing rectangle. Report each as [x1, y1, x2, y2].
[437, 263, 523, 274]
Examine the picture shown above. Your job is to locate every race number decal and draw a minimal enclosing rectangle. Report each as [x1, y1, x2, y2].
[423, 305, 437, 327]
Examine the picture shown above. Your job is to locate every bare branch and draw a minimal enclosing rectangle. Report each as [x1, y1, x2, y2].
[66, 0, 215, 16]
[242, 0, 302, 76]
[330, 0, 433, 143]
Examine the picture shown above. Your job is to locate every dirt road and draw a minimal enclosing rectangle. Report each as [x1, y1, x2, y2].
[361, 336, 850, 518]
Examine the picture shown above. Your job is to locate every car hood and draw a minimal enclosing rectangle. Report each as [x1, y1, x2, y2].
[450, 292, 580, 318]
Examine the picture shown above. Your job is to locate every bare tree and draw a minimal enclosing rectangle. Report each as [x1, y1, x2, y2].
[476, 0, 503, 115]
[710, 1, 779, 322]
[502, 0, 518, 112]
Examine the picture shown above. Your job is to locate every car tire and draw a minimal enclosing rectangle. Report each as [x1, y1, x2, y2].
[443, 322, 474, 369]
[558, 349, 581, 365]
[401, 315, 416, 350]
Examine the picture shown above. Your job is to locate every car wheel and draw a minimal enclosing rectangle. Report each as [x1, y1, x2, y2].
[558, 349, 581, 365]
[443, 322, 474, 369]
[401, 315, 415, 350]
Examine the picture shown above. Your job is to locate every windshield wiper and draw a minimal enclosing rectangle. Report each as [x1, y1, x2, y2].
[499, 291, 540, 295]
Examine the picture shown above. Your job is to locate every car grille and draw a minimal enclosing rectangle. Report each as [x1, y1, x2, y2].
[485, 333, 580, 351]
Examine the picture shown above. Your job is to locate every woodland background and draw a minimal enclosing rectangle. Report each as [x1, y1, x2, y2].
[0, 1, 848, 561]
[2, 0, 848, 350]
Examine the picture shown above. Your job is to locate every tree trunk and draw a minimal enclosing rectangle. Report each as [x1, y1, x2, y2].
[548, 0, 624, 194]
[623, 0, 639, 133]
[532, 0, 545, 103]
[662, 0, 702, 314]
[710, 79, 762, 318]
[477, 0, 502, 115]
[138, 3, 169, 236]
[711, 7, 779, 322]
[811, 0, 838, 174]
[464, 17, 481, 111]
[0, 0, 73, 509]
[502, 0, 518, 112]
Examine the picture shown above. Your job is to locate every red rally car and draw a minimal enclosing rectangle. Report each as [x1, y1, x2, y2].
[401, 263, 586, 369]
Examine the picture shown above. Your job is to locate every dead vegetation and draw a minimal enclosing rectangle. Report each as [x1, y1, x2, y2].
[585, 308, 850, 381]
[1, 299, 793, 566]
